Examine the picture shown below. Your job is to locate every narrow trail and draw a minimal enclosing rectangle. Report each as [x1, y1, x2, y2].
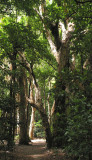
[0, 139, 70, 160]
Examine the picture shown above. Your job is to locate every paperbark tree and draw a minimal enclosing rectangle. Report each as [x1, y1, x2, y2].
[35, 1, 74, 147]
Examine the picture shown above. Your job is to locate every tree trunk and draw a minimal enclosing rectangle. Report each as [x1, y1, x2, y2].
[8, 53, 17, 146]
[19, 67, 29, 145]
[12, 54, 17, 141]
[47, 93, 51, 124]
[39, 108, 52, 148]
[44, 20, 74, 147]
[43, 80, 46, 110]
[29, 107, 36, 139]
[47, 81, 51, 124]
[29, 80, 36, 139]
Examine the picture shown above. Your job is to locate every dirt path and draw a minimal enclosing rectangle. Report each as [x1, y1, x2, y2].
[0, 139, 70, 160]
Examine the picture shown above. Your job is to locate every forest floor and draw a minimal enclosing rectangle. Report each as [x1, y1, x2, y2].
[0, 139, 70, 160]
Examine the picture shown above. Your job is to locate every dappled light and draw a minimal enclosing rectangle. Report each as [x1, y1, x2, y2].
[0, 139, 67, 160]
[0, 0, 92, 160]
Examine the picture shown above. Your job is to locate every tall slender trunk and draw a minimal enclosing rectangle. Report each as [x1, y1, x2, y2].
[44, 80, 46, 110]
[12, 54, 17, 141]
[47, 81, 51, 124]
[29, 107, 36, 139]
[29, 80, 36, 139]
[19, 67, 29, 145]
[47, 93, 51, 124]
[8, 53, 17, 146]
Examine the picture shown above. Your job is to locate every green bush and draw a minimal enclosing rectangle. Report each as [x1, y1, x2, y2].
[65, 96, 92, 160]
[0, 96, 15, 149]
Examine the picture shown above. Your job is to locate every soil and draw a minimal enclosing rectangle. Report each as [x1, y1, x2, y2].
[0, 139, 70, 160]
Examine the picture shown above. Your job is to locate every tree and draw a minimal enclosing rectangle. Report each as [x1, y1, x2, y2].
[34, 0, 92, 147]
[18, 67, 29, 144]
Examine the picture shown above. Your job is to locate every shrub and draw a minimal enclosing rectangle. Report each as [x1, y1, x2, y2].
[65, 96, 92, 160]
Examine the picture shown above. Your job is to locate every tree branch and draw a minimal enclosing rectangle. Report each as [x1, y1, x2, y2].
[18, 52, 38, 88]
[33, 8, 44, 23]
[44, 60, 57, 71]
[26, 98, 39, 110]
[40, 58, 57, 71]
[66, 11, 77, 20]
[27, 97, 46, 115]
[30, 64, 38, 88]
[75, 0, 92, 4]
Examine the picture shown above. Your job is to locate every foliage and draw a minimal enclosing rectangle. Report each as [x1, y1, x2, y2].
[34, 111, 45, 138]
[0, 0, 92, 156]
[0, 96, 15, 147]
[34, 120, 45, 138]
[65, 92, 92, 160]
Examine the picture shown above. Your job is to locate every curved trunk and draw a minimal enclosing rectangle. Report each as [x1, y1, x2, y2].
[27, 99, 53, 148]
[26, 75, 53, 148]
[39, 108, 52, 148]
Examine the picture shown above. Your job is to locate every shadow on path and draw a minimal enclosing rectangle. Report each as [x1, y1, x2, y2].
[0, 139, 69, 160]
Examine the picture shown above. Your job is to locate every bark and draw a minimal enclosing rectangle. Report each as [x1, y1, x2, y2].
[51, 100, 55, 116]
[47, 93, 51, 124]
[29, 107, 36, 139]
[39, 108, 52, 148]
[8, 53, 17, 145]
[11, 54, 17, 141]
[42, 11, 74, 147]
[29, 80, 36, 139]
[19, 67, 29, 145]
[43, 80, 46, 110]
[47, 81, 51, 124]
